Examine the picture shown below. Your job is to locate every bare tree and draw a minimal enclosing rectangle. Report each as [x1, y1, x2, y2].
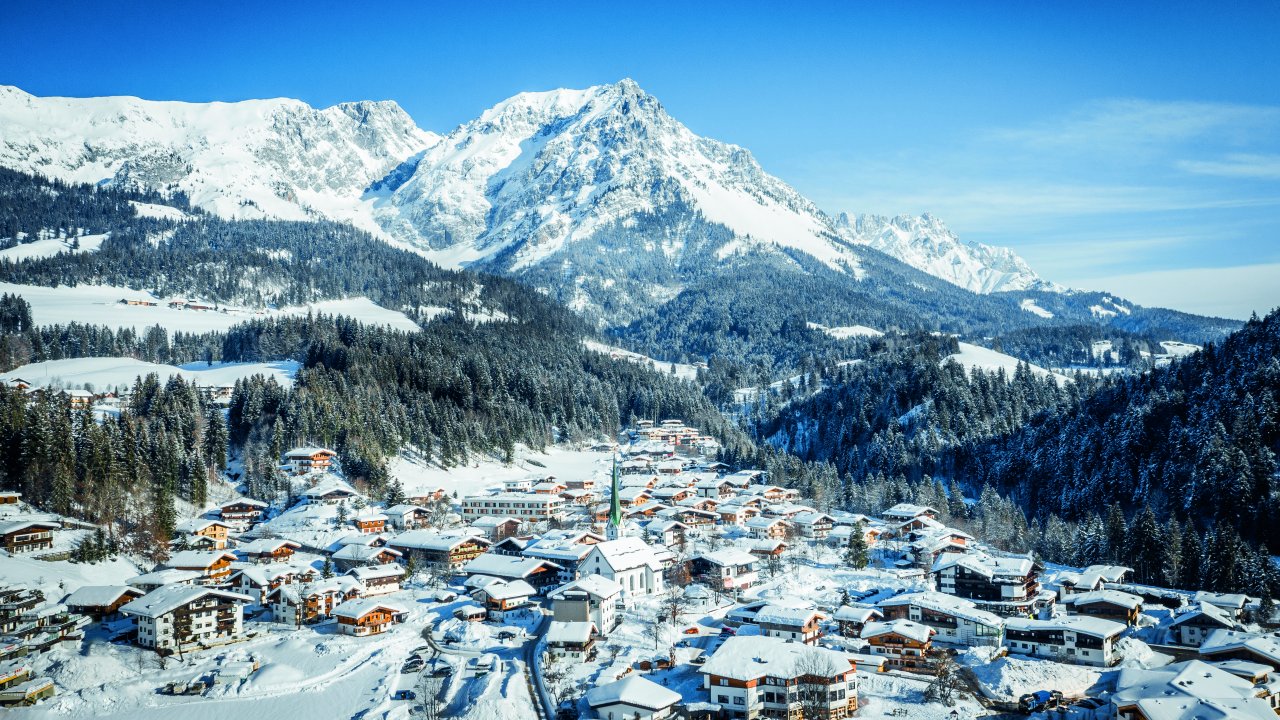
[793, 649, 839, 719]
[415, 672, 446, 720]
[924, 653, 963, 705]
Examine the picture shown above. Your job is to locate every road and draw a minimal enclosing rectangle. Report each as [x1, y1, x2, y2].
[524, 613, 554, 720]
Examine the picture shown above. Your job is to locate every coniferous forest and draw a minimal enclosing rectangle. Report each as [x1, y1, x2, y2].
[0, 166, 1277, 599]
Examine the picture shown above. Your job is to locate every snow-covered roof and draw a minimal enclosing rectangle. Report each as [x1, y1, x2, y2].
[389, 529, 488, 552]
[881, 503, 937, 519]
[834, 605, 882, 623]
[463, 554, 560, 580]
[478, 579, 536, 601]
[546, 620, 595, 644]
[754, 604, 824, 627]
[1005, 615, 1126, 639]
[1170, 602, 1240, 630]
[174, 518, 231, 534]
[332, 544, 401, 562]
[548, 574, 623, 601]
[127, 569, 202, 587]
[696, 549, 757, 567]
[699, 636, 853, 681]
[878, 591, 1003, 627]
[588, 537, 663, 572]
[119, 584, 251, 619]
[232, 562, 309, 587]
[1063, 589, 1143, 610]
[63, 585, 141, 608]
[862, 619, 935, 644]
[791, 511, 834, 526]
[586, 675, 682, 711]
[346, 564, 405, 582]
[1111, 660, 1275, 720]
[284, 446, 335, 458]
[470, 515, 518, 528]
[236, 538, 301, 554]
[1058, 564, 1131, 588]
[220, 497, 268, 509]
[163, 550, 237, 569]
[1194, 591, 1254, 611]
[0, 520, 58, 535]
[744, 516, 785, 529]
[1201, 630, 1280, 665]
[931, 551, 1034, 579]
[332, 598, 405, 620]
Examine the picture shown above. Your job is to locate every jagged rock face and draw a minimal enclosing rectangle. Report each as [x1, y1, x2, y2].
[833, 212, 1054, 294]
[0, 84, 439, 232]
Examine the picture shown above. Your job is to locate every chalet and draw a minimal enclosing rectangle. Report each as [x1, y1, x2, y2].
[460, 493, 564, 523]
[862, 619, 936, 672]
[1169, 602, 1244, 647]
[463, 554, 562, 592]
[1199, 630, 1280, 668]
[546, 620, 597, 661]
[532, 481, 567, 495]
[388, 531, 489, 572]
[471, 579, 536, 620]
[229, 563, 314, 603]
[560, 489, 596, 506]
[1062, 589, 1144, 625]
[173, 519, 233, 550]
[0, 491, 20, 505]
[470, 516, 521, 540]
[302, 480, 359, 505]
[699, 636, 858, 719]
[453, 604, 487, 622]
[749, 539, 787, 558]
[119, 585, 251, 654]
[834, 605, 883, 637]
[790, 511, 835, 539]
[650, 487, 693, 505]
[503, 478, 534, 493]
[549, 575, 623, 632]
[755, 605, 825, 645]
[490, 536, 530, 556]
[716, 504, 756, 527]
[61, 388, 93, 409]
[268, 577, 362, 625]
[1110, 659, 1277, 720]
[617, 487, 652, 507]
[520, 533, 599, 583]
[63, 585, 144, 621]
[877, 591, 1005, 648]
[218, 498, 268, 526]
[1004, 616, 1126, 667]
[383, 504, 431, 531]
[407, 487, 447, 505]
[235, 538, 301, 564]
[1193, 591, 1255, 621]
[346, 564, 405, 596]
[580, 537, 665, 602]
[0, 520, 57, 554]
[646, 519, 688, 548]
[907, 527, 974, 567]
[881, 503, 939, 524]
[0, 666, 55, 707]
[566, 477, 597, 492]
[333, 599, 407, 636]
[932, 551, 1050, 616]
[162, 550, 238, 583]
[352, 511, 387, 535]
[586, 675, 682, 720]
[690, 549, 759, 593]
[1056, 565, 1132, 597]
[744, 516, 789, 539]
[282, 446, 337, 475]
[666, 508, 717, 528]
[695, 477, 734, 499]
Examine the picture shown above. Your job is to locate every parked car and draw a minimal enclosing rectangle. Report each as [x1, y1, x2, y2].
[392, 690, 417, 701]
[401, 657, 426, 674]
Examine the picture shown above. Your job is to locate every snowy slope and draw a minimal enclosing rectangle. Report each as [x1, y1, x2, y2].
[0, 281, 420, 333]
[0, 85, 439, 235]
[834, 213, 1055, 294]
[0, 233, 108, 261]
[945, 341, 1071, 386]
[0, 357, 300, 391]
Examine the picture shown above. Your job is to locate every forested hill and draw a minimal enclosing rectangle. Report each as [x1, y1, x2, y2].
[963, 308, 1280, 547]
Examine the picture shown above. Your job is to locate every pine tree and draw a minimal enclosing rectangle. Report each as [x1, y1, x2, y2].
[844, 524, 869, 569]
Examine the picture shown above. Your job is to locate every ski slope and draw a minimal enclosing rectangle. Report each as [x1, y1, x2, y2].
[0, 357, 300, 392]
[944, 342, 1072, 386]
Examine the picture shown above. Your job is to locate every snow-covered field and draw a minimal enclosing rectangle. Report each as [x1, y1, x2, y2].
[582, 340, 699, 381]
[0, 281, 420, 334]
[807, 322, 885, 340]
[0, 358, 299, 392]
[945, 342, 1072, 386]
[0, 233, 108, 262]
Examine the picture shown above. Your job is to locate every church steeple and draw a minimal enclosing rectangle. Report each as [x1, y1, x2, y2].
[606, 455, 625, 540]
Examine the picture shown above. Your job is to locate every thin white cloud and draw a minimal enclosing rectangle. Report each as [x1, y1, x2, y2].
[1070, 263, 1280, 320]
[1178, 153, 1280, 179]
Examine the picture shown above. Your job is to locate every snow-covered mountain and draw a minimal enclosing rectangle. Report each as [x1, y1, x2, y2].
[833, 212, 1055, 294]
[373, 79, 863, 275]
[0, 85, 439, 234]
[0, 80, 1059, 304]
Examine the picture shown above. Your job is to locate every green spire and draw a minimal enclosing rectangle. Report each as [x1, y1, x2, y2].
[607, 456, 623, 531]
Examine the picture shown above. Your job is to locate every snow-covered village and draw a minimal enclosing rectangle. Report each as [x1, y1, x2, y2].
[3, 3, 1280, 720]
[0, 410, 1277, 720]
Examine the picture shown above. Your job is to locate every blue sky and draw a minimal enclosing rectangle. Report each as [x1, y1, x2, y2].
[2, 1, 1278, 318]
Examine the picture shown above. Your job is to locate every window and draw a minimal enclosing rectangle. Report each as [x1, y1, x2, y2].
[718, 695, 729, 704]
[733, 697, 744, 705]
